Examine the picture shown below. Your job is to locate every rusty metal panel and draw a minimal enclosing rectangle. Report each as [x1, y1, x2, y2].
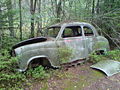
[91, 60, 120, 76]
[63, 37, 87, 62]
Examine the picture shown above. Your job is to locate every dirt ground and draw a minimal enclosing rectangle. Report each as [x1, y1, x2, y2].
[25, 63, 120, 90]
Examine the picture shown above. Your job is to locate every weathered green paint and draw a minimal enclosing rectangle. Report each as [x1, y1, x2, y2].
[13, 22, 110, 71]
[91, 60, 120, 76]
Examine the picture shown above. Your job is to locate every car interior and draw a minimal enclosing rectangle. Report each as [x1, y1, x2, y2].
[62, 26, 94, 38]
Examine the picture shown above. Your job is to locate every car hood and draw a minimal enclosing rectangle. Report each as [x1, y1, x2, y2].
[12, 37, 54, 49]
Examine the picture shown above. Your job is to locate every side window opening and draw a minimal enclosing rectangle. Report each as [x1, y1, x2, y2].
[83, 26, 94, 36]
[47, 27, 60, 38]
[62, 26, 82, 38]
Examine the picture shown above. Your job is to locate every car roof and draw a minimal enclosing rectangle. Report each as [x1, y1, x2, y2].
[49, 21, 92, 28]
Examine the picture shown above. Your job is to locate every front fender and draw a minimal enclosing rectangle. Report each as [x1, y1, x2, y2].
[17, 48, 51, 71]
[18, 55, 60, 72]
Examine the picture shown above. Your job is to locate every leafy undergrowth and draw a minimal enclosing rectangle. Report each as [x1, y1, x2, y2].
[0, 49, 50, 89]
[89, 49, 120, 63]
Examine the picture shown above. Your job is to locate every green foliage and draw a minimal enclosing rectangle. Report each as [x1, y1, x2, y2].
[0, 72, 26, 89]
[89, 53, 107, 64]
[89, 50, 120, 63]
[1, 36, 20, 50]
[106, 50, 120, 61]
[0, 48, 49, 89]
[58, 47, 73, 64]
[0, 49, 26, 89]
[0, 49, 18, 71]
[25, 66, 49, 80]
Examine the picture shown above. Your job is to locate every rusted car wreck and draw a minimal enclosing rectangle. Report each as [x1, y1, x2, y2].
[11, 22, 110, 72]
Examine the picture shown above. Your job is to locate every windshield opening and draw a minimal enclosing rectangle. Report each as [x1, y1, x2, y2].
[46, 27, 61, 38]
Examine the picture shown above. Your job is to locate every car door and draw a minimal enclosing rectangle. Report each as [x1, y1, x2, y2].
[82, 25, 97, 54]
[59, 25, 87, 62]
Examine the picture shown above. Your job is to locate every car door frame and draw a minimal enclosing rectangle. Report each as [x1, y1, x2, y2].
[56, 24, 89, 62]
[82, 23, 98, 54]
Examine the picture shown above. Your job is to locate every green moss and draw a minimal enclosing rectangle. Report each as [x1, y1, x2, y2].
[93, 41, 108, 50]
[41, 82, 48, 90]
[58, 47, 73, 64]
[63, 75, 89, 90]
[90, 70, 104, 81]
[61, 67, 104, 90]
[92, 70, 104, 77]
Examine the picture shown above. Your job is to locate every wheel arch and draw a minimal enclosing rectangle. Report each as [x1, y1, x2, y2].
[27, 55, 51, 68]
[26, 55, 60, 70]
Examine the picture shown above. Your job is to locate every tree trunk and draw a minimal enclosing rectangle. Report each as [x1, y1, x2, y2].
[56, 0, 62, 22]
[19, 0, 22, 40]
[92, 0, 95, 16]
[0, 33, 1, 48]
[68, 0, 73, 19]
[96, 0, 100, 14]
[6, 0, 14, 37]
[51, 0, 56, 18]
[0, 6, 3, 49]
[0, 8, 2, 48]
[30, 0, 37, 38]
[37, 0, 42, 36]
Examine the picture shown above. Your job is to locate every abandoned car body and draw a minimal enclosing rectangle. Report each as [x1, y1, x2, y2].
[11, 22, 110, 71]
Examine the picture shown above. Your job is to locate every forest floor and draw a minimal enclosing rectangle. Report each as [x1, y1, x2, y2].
[25, 62, 120, 90]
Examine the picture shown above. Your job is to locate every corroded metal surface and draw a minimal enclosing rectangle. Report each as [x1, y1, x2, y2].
[12, 22, 110, 71]
[91, 60, 120, 76]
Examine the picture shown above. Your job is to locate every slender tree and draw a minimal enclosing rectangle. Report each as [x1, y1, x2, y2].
[37, 0, 42, 36]
[92, 0, 95, 16]
[30, 0, 37, 38]
[0, 5, 2, 48]
[96, 0, 100, 14]
[0, 6, 2, 49]
[56, 0, 62, 22]
[6, 0, 14, 37]
[19, 0, 22, 40]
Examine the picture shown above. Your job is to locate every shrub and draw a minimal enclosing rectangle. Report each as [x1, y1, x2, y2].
[89, 49, 120, 63]
[0, 72, 26, 88]
[105, 50, 120, 61]
[89, 53, 107, 64]
[25, 66, 49, 79]
[1, 36, 19, 50]
[0, 49, 49, 89]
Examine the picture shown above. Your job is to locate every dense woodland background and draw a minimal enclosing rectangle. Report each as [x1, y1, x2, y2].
[0, 0, 120, 89]
[0, 0, 120, 49]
